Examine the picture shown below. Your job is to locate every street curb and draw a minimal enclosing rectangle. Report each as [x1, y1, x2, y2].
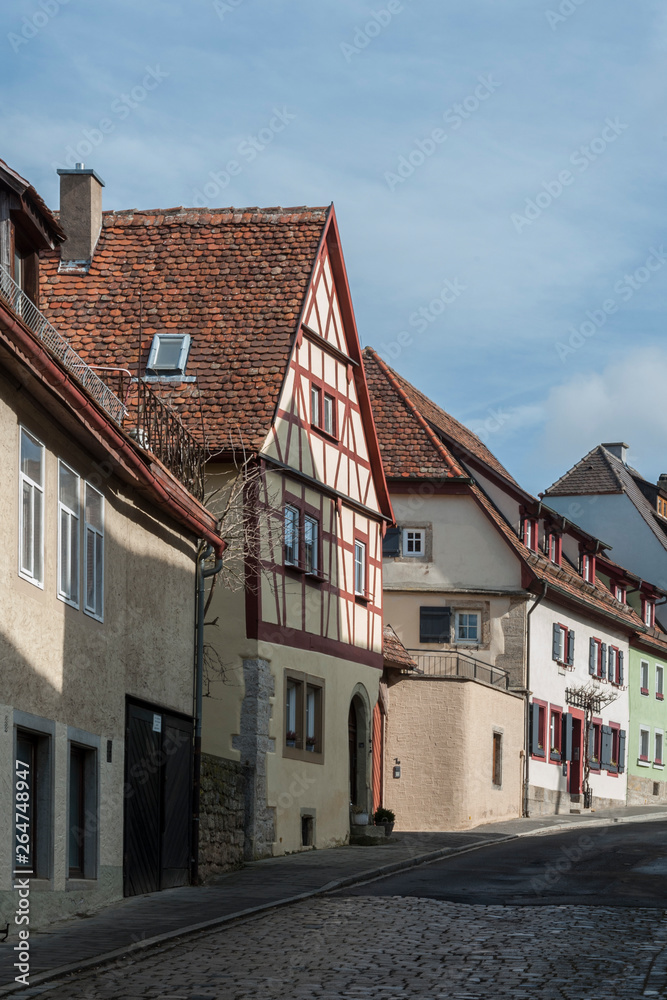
[2, 810, 667, 996]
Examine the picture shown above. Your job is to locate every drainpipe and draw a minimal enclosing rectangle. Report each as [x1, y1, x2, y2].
[191, 543, 223, 885]
[524, 581, 548, 817]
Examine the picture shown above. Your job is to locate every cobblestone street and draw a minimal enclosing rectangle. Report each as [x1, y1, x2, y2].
[32, 894, 667, 1000]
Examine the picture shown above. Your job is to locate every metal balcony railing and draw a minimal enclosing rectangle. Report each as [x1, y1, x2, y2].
[407, 650, 510, 689]
[0, 267, 126, 426]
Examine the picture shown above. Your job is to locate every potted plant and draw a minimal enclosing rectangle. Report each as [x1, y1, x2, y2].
[373, 807, 396, 837]
[286, 730, 297, 748]
[306, 736, 317, 752]
[351, 805, 368, 826]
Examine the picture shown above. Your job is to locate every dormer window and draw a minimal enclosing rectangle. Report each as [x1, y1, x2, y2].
[547, 531, 562, 566]
[581, 553, 596, 583]
[642, 596, 656, 628]
[658, 496, 667, 519]
[614, 583, 626, 604]
[523, 518, 539, 552]
[146, 334, 191, 377]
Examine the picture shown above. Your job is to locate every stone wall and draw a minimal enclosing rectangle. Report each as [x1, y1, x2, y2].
[527, 785, 627, 816]
[199, 753, 247, 878]
[627, 772, 667, 807]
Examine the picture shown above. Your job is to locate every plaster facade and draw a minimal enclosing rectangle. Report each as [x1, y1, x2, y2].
[627, 646, 667, 805]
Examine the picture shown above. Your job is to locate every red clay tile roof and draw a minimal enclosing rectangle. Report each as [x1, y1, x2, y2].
[39, 205, 330, 452]
[363, 347, 518, 485]
[363, 347, 466, 479]
[470, 484, 646, 631]
[383, 624, 418, 671]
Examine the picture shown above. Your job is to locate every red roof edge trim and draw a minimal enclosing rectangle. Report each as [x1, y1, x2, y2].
[365, 346, 467, 481]
[0, 300, 224, 559]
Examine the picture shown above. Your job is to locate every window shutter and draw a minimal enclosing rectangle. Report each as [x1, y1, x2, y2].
[552, 623, 561, 661]
[562, 713, 573, 761]
[567, 630, 575, 666]
[589, 637, 596, 675]
[588, 724, 595, 763]
[530, 704, 542, 756]
[382, 526, 401, 558]
[618, 730, 626, 773]
[419, 607, 451, 643]
[618, 650, 624, 686]
[600, 643, 607, 680]
[600, 725, 613, 768]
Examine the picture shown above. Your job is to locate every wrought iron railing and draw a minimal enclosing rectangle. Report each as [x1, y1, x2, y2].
[407, 650, 510, 689]
[0, 267, 126, 426]
[130, 379, 206, 501]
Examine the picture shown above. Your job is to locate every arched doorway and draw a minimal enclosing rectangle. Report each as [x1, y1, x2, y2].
[348, 688, 370, 810]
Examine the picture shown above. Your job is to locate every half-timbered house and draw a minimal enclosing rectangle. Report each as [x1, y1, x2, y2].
[38, 168, 393, 862]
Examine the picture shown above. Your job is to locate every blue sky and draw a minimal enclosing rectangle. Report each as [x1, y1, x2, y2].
[2, 0, 667, 494]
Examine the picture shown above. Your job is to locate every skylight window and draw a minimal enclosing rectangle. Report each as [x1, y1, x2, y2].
[146, 334, 192, 376]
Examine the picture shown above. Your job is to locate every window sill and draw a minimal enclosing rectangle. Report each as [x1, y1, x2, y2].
[311, 425, 338, 445]
[57, 592, 80, 611]
[18, 571, 44, 590]
[355, 593, 370, 605]
[590, 762, 600, 771]
[283, 744, 324, 765]
[549, 753, 562, 764]
[66, 878, 98, 890]
[653, 762, 665, 770]
[83, 608, 104, 624]
[638, 758, 651, 767]
[531, 751, 546, 761]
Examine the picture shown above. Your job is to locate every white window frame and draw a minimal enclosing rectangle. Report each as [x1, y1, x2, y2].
[402, 528, 425, 557]
[58, 460, 80, 608]
[456, 611, 480, 645]
[641, 659, 650, 693]
[284, 504, 300, 567]
[19, 427, 45, 588]
[83, 482, 104, 622]
[654, 730, 664, 768]
[608, 646, 617, 685]
[639, 726, 651, 765]
[354, 540, 366, 597]
[146, 334, 191, 375]
[311, 385, 321, 428]
[615, 584, 626, 603]
[555, 624, 567, 663]
[323, 393, 335, 436]
[657, 664, 665, 699]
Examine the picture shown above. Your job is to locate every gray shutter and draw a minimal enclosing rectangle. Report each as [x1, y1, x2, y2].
[382, 526, 401, 558]
[552, 623, 561, 661]
[589, 637, 596, 675]
[530, 703, 543, 757]
[600, 643, 607, 680]
[600, 725, 613, 768]
[588, 724, 596, 765]
[419, 607, 451, 643]
[563, 713, 573, 761]
[618, 730, 626, 773]
[618, 650, 624, 686]
[567, 630, 575, 666]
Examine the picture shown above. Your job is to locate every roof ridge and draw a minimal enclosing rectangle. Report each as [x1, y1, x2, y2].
[597, 444, 627, 491]
[364, 347, 466, 478]
[99, 205, 330, 221]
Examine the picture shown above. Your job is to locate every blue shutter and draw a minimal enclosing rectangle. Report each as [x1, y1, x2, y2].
[600, 643, 607, 680]
[600, 725, 613, 768]
[552, 623, 561, 661]
[563, 713, 573, 761]
[588, 724, 596, 765]
[618, 650, 624, 686]
[567, 630, 575, 666]
[589, 637, 596, 675]
[382, 526, 401, 558]
[618, 730, 626, 773]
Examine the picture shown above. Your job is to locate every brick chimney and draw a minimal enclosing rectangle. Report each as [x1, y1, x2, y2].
[602, 442, 629, 464]
[56, 163, 105, 265]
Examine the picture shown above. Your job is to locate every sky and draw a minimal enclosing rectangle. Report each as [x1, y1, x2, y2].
[2, 0, 667, 495]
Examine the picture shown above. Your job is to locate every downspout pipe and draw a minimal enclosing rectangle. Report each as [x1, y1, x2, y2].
[191, 544, 223, 885]
[524, 581, 548, 818]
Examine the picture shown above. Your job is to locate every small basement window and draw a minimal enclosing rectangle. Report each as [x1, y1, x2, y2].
[146, 334, 192, 376]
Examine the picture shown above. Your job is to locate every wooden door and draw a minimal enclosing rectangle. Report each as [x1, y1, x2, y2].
[348, 703, 358, 806]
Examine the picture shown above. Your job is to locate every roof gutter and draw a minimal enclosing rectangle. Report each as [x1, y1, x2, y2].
[524, 580, 548, 818]
[0, 300, 224, 558]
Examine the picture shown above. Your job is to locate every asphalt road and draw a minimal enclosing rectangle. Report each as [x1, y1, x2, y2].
[339, 820, 667, 908]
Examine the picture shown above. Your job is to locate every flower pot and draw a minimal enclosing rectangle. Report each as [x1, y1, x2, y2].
[306, 744, 315, 752]
[384, 821, 395, 837]
[286, 739, 296, 748]
[351, 812, 368, 826]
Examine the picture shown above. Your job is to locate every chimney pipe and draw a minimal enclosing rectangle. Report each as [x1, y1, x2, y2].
[602, 442, 629, 465]
[56, 163, 105, 265]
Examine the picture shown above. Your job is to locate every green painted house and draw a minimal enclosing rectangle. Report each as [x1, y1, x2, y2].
[628, 636, 667, 805]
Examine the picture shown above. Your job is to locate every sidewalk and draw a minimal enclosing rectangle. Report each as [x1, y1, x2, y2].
[2, 805, 666, 995]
